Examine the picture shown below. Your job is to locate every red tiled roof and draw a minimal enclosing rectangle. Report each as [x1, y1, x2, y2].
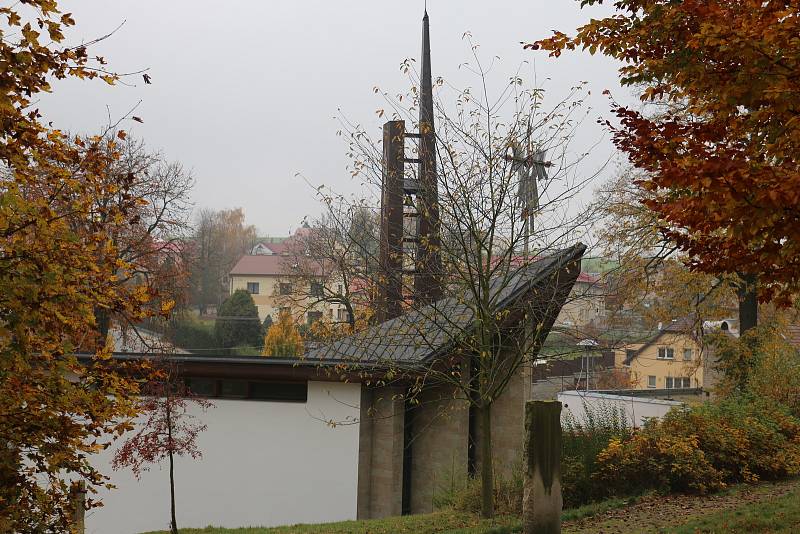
[256, 242, 288, 255]
[576, 272, 601, 284]
[230, 255, 288, 276]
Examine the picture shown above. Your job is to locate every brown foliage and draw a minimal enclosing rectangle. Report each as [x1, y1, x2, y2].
[530, 0, 800, 305]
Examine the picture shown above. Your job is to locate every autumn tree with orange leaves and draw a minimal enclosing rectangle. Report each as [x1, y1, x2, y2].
[529, 0, 800, 332]
[0, 2, 166, 531]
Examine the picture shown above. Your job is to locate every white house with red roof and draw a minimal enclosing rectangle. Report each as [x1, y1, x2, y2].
[229, 227, 348, 323]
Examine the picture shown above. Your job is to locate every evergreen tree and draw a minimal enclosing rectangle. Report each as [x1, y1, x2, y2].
[214, 290, 262, 352]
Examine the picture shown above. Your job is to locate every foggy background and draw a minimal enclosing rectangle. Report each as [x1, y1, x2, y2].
[40, 1, 631, 236]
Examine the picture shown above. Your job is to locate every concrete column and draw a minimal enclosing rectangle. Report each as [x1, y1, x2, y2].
[523, 400, 562, 534]
[356, 385, 406, 518]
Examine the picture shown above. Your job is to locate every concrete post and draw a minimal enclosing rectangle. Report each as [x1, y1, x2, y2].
[523, 400, 562, 534]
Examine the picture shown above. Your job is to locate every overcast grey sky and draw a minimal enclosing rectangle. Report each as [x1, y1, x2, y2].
[41, 1, 630, 236]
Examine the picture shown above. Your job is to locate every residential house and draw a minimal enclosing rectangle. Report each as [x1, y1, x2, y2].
[613, 319, 705, 390]
[554, 271, 606, 328]
[229, 227, 347, 323]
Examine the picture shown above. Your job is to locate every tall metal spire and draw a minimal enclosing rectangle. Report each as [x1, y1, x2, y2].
[419, 10, 434, 135]
[415, 8, 442, 303]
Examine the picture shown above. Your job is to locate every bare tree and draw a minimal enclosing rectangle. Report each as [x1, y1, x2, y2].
[189, 207, 258, 315]
[308, 44, 604, 517]
[77, 132, 194, 342]
[278, 208, 379, 333]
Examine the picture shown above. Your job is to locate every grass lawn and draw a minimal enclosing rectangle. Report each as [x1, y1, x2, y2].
[140, 509, 517, 534]
[666, 482, 800, 534]
[141, 479, 800, 534]
[140, 499, 634, 534]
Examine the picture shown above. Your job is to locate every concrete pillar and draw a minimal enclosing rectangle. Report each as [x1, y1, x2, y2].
[523, 401, 562, 534]
[356, 385, 406, 518]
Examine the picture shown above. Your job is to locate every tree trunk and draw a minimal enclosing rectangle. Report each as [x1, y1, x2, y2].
[737, 273, 758, 334]
[479, 403, 494, 519]
[95, 307, 111, 345]
[166, 403, 178, 534]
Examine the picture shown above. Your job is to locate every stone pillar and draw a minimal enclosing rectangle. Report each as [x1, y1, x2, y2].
[523, 401, 562, 534]
[356, 385, 406, 518]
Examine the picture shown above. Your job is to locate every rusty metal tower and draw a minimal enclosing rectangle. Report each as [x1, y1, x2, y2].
[377, 10, 442, 322]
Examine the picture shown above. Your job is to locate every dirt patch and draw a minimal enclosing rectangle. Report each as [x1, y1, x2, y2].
[563, 479, 800, 534]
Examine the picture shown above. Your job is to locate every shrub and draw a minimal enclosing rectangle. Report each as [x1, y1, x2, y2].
[262, 310, 304, 357]
[595, 396, 800, 497]
[447, 468, 523, 516]
[166, 314, 216, 353]
[595, 420, 723, 495]
[561, 400, 633, 507]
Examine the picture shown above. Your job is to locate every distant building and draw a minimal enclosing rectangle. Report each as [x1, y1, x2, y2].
[613, 319, 707, 391]
[554, 271, 606, 327]
[229, 227, 347, 323]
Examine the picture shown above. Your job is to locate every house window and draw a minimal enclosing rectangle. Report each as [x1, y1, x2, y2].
[624, 349, 635, 367]
[658, 347, 674, 359]
[246, 282, 259, 294]
[279, 306, 291, 316]
[666, 377, 690, 389]
[337, 284, 343, 294]
[337, 308, 350, 322]
[683, 348, 693, 361]
[327, 308, 334, 318]
[307, 311, 323, 324]
[647, 375, 656, 388]
[310, 282, 324, 298]
[279, 282, 292, 295]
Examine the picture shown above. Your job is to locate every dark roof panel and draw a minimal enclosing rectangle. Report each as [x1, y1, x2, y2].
[306, 244, 585, 367]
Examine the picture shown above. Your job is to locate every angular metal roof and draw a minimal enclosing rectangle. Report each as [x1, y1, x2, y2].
[305, 243, 586, 367]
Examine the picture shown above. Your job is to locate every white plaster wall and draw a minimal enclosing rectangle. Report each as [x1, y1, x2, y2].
[558, 390, 684, 428]
[86, 381, 361, 534]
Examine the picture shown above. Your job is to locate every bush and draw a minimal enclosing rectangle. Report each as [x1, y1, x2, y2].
[166, 313, 216, 353]
[595, 397, 800, 497]
[713, 324, 800, 417]
[445, 468, 524, 516]
[561, 400, 633, 507]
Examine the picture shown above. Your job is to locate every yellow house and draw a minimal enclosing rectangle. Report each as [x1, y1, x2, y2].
[228, 254, 347, 323]
[613, 325, 704, 390]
